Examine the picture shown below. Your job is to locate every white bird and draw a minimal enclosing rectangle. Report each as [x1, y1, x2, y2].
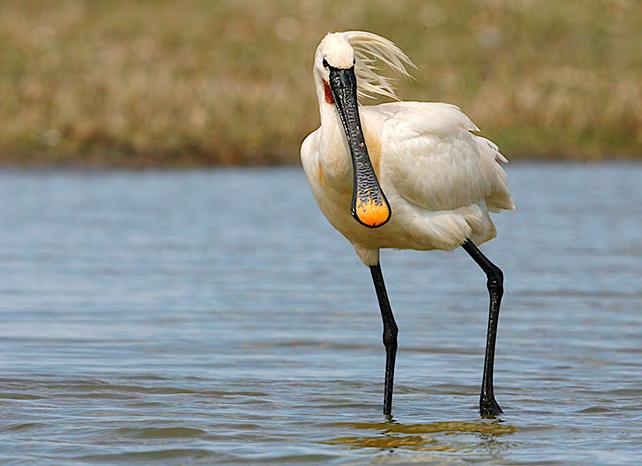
[300, 31, 514, 417]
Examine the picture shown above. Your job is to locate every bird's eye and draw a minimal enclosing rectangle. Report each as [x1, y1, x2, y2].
[353, 58, 356, 65]
[322, 58, 329, 68]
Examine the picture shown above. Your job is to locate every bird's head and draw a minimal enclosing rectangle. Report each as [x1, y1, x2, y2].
[313, 32, 413, 228]
[316, 32, 355, 75]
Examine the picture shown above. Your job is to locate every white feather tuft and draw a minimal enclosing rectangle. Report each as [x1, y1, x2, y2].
[341, 31, 415, 101]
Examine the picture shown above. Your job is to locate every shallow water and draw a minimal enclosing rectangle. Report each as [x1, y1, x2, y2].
[0, 164, 641, 464]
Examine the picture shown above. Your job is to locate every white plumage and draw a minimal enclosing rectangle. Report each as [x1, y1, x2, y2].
[301, 31, 514, 266]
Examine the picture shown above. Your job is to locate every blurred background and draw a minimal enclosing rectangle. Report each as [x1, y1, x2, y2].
[1, 0, 640, 166]
[1, 1, 642, 464]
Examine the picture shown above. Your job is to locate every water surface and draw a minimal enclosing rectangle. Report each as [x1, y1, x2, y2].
[0, 164, 641, 464]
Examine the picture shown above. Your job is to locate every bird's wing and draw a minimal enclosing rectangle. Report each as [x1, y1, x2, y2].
[373, 102, 514, 212]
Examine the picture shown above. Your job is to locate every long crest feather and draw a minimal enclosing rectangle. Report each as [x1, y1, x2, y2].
[342, 31, 415, 101]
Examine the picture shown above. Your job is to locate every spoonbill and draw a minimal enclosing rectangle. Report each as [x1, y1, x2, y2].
[300, 31, 514, 417]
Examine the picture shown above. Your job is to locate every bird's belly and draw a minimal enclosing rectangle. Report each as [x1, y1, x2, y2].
[311, 183, 495, 253]
[313, 188, 430, 250]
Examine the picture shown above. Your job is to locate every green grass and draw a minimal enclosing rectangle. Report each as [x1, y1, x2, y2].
[0, 0, 640, 166]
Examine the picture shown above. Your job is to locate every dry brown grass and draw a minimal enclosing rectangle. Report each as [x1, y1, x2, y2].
[0, 0, 640, 166]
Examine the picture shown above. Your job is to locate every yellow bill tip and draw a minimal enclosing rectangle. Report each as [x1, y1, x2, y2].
[354, 198, 391, 228]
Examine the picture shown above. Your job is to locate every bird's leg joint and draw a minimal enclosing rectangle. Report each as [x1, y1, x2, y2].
[382, 323, 398, 349]
[486, 267, 503, 298]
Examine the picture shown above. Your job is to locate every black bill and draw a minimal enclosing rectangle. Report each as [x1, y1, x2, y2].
[328, 66, 391, 228]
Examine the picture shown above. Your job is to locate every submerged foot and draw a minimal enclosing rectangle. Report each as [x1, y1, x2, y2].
[480, 395, 503, 417]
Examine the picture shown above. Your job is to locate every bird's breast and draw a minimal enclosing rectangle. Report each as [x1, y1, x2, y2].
[318, 126, 384, 195]
[318, 139, 353, 194]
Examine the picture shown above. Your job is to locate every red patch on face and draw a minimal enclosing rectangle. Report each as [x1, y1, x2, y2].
[323, 80, 335, 104]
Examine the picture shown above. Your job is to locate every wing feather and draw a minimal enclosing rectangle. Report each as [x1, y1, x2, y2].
[375, 102, 514, 212]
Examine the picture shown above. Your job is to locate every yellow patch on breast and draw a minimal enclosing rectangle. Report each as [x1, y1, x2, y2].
[355, 198, 391, 228]
[317, 160, 327, 188]
[363, 129, 382, 176]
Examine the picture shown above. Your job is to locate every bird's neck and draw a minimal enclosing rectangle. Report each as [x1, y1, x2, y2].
[315, 76, 340, 128]
[315, 88, 353, 191]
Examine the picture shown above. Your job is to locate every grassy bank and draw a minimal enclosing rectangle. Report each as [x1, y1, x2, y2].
[0, 0, 640, 167]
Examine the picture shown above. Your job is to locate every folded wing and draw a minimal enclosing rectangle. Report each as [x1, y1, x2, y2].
[377, 102, 514, 213]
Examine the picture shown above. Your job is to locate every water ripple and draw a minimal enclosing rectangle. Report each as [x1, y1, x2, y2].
[0, 166, 641, 464]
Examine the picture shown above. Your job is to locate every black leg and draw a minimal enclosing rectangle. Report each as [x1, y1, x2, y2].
[369, 263, 398, 416]
[462, 239, 504, 417]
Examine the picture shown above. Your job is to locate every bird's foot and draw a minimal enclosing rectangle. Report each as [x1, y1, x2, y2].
[383, 412, 395, 423]
[480, 394, 503, 418]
